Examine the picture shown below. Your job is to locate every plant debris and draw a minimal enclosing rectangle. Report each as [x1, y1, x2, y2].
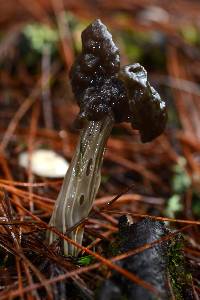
[0, 1, 200, 299]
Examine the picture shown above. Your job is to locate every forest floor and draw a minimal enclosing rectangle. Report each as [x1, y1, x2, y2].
[0, 1, 200, 299]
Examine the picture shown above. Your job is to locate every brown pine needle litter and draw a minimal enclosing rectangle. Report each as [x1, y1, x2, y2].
[0, 1, 200, 299]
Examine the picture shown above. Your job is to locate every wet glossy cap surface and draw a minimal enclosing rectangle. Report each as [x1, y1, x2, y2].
[70, 19, 167, 142]
[119, 64, 167, 142]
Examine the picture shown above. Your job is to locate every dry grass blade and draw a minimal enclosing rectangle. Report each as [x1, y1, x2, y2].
[0, 192, 53, 300]
[102, 210, 200, 226]
[0, 62, 60, 153]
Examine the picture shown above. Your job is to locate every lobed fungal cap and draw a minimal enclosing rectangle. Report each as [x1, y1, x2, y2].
[119, 63, 148, 89]
[119, 64, 167, 142]
[70, 19, 167, 142]
[81, 19, 120, 74]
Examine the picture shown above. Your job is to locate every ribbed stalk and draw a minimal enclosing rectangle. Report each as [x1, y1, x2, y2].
[48, 115, 114, 256]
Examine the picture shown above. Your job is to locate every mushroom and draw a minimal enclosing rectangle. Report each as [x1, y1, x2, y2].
[47, 19, 167, 256]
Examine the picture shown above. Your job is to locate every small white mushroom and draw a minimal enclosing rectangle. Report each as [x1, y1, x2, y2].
[138, 6, 169, 24]
[18, 149, 69, 178]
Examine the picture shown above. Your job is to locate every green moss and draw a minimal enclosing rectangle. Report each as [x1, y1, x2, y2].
[165, 194, 183, 218]
[23, 23, 59, 53]
[168, 235, 192, 299]
[180, 25, 200, 45]
[76, 255, 94, 266]
[172, 157, 191, 194]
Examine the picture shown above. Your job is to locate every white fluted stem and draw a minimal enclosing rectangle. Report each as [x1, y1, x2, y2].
[47, 115, 114, 256]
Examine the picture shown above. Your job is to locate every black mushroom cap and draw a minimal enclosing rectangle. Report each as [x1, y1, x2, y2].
[119, 64, 167, 142]
[69, 19, 130, 123]
[69, 19, 167, 142]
